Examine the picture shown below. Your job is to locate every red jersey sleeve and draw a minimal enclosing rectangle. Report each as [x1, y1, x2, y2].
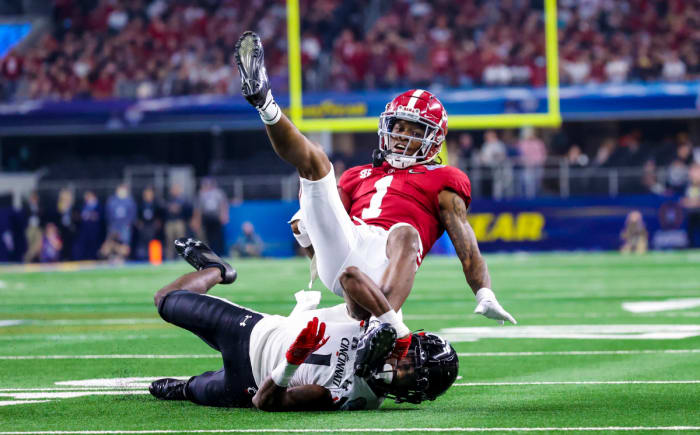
[439, 166, 472, 209]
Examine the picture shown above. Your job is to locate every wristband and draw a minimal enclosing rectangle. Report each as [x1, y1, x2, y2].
[270, 360, 299, 387]
[258, 90, 281, 125]
[475, 288, 495, 303]
[292, 218, 311, 248]
[377, 309, 410, 338]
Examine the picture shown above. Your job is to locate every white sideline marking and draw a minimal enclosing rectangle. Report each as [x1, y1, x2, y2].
[0, 333, 181, 341]
[455, 380, 700, 386]
[440, 324, 700, 341]
[457, 349, 700, 357]
[0, 400, 50, 407]
[0, 391, 148, 400]
[0, 388, 146, 392]
[0, 320, 22, 327]
[0, 354, 218, 360]
[622, 298, 700, 313]
[1, 427, 700, 433]
[56, 377, 188, 388]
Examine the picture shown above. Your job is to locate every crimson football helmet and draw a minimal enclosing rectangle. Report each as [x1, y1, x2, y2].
[378, 89, 448, 169]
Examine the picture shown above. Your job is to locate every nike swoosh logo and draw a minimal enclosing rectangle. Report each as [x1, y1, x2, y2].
[408, 169, 425, 174]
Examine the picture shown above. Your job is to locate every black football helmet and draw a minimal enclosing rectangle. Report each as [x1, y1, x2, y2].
[368, 331, 459, 404]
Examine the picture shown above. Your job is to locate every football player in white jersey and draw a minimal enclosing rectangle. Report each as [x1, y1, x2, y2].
[149, 238, 458, 411]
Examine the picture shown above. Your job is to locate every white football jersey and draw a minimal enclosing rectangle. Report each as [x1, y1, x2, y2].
[249, 305, 384, 410]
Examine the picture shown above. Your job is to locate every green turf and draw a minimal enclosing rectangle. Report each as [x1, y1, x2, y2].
[1, 251, 700, 433]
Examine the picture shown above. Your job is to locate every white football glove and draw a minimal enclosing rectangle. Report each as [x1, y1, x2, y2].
[474, 288, 517, 325]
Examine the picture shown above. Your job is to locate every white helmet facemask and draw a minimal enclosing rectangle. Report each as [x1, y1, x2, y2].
[377, 106, 443, 169]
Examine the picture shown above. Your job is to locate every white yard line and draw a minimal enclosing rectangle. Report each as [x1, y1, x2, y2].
[0, 388, 146, 392]
[0, 354, 218, 360]
[0, 400, 51, 407]
[1, 427, 700, 434]
[455, 380, 700, 386]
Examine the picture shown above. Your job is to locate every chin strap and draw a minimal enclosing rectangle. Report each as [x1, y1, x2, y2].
[372, 149, 388, 167]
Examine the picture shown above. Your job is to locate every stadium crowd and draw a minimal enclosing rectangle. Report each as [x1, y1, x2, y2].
[2, 0, 700, 101]
[15, 177, 267, 264]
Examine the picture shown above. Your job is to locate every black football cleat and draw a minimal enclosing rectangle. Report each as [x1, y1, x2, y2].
[354, 323, 397, 378]
[149, 378, 188, 401]
[174, 237, 237, 284]
[234, 30, 269, 108]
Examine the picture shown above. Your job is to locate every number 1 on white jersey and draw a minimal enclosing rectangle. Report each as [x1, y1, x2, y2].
[361, 175, 393, 219]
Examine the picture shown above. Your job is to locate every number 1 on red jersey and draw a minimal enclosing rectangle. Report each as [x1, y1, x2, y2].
[361, 175, 393, 219]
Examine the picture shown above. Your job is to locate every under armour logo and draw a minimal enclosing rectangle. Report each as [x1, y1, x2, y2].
[359, 168, 372, 179]
[240, 315, 252, 327]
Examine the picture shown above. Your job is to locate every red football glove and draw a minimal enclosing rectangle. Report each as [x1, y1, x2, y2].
[391, 335, 411, 360]
[285, 317, 329, 365]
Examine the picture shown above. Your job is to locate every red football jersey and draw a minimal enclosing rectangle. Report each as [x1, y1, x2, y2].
[338, 161, 471, 262]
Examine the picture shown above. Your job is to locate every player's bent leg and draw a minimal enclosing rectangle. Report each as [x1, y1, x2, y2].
[380, 225, 422, 310]
[234, 31, 330, 181]
[183, 368, 256, 408]
[153, 268, 222, 308]
[300, 169, 359, 296]
[338, 267, 373, 321]
[157, 288, 262, 353]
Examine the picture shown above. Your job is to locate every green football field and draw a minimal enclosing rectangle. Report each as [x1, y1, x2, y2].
[1, 251, 700, 434]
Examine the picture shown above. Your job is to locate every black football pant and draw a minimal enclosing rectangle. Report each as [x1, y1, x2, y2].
[157, 290, 263, 407]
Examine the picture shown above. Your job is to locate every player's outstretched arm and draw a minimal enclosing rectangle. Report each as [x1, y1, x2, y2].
[235, 31, 330, 181]
[253, 317, 335, 411]
[438, 190, 517, 325]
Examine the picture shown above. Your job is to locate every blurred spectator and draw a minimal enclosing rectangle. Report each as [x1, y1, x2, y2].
[22, 191, 43, 263]
[232, 221, 264, 258]
[681, 163, 700, 248]
[134, 187, 162, 261]
[457, 133, 476, 167]
[666, 139, 692, 194]
[620, 210, 648, 254]
[0, 49, 23, 100]
[641, 160, 666, 195]
[164, 184, 190, 260]
[567, 145, 589, 168]
[74, 190, 102, 260]
[662, 52, 686, 82]
[40, 222, 63, 263]
[193, 178, 228, 256]
[518, 127, 547, 197]
[593, 138, 617, 168]
[479, 130, 506, 167]
[54, 188, 78, 261]
[105, 183, 137, 251]
[99, 230, 130, 263]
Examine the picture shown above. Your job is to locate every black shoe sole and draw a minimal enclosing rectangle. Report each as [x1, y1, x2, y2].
[355, 324, 397, 378]
[174, 237, 237, 284]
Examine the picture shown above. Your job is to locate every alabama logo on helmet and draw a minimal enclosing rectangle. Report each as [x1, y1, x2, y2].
[377, 89, 448, 169]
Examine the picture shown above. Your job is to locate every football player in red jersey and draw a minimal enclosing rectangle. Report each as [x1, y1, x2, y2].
[235, 31, 515, 325]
